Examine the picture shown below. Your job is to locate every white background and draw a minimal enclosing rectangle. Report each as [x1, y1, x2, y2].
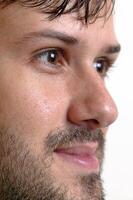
[103, 1, 133, 200]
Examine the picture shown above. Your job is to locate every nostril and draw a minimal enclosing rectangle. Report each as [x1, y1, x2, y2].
[83, 119, 100, 130]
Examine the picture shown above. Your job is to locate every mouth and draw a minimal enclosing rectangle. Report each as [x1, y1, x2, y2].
[54, 142, 99, 174]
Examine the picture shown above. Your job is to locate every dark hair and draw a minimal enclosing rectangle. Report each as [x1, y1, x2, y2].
[0, 0, 115, 23]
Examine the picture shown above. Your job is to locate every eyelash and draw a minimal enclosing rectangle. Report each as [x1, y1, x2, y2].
[32, 48, 115, 77]
[93, 57, 115, 78]
[33, 48, 66, 71]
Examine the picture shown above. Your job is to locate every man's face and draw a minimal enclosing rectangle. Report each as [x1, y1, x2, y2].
[0, 3, 120, 200]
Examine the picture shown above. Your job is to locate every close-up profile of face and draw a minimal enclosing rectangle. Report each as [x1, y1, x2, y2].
[0, 0, 121, 200]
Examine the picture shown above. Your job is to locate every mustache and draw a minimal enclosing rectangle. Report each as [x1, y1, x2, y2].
[46, 127, 105, 152]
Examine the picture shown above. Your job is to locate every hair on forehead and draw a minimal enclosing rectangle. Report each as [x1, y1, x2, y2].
[0, 0, 115, 23]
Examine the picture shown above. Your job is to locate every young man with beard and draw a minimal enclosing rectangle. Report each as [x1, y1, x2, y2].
[0, 0, 121, 199]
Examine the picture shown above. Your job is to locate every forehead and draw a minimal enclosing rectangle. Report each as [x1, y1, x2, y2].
[0, 3, 117, 48]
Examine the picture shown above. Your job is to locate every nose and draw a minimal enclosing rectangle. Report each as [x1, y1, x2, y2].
[67, 71, 118, 129]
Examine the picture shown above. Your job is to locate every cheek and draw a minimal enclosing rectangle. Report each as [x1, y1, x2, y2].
[0, 79, 69, 158]
[0, 73, 68, 140]
[19, 89, 64, 135]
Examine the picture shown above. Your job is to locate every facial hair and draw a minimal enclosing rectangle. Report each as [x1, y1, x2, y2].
[0, 126, 105, 200]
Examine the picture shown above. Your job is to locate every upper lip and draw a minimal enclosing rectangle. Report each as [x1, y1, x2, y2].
[54, 142, 98, 156]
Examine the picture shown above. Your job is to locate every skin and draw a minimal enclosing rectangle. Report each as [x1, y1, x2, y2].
[0, 3, 120, 200]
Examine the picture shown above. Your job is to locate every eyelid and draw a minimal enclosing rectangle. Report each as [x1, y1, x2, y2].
[94, 56, 116, 78]
[96, 56, 115, 68]
[30, 47, 66, 67]
[96, 56, 114, 62]
[32, 47, 65, 58]
[30, 47, 69, 74]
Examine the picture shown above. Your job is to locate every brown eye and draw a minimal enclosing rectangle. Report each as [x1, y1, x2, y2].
[46, 50, 57, 63]
[34, 48, 66, 70]
[93, 57, 111, 77]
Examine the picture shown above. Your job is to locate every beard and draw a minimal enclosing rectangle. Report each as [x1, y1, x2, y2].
[0, 126, 105, 200]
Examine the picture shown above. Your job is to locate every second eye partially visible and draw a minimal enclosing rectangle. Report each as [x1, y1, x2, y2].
[93, 57, 115, 78]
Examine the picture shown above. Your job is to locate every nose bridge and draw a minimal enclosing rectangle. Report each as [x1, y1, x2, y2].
[86, 72, 111, 104]
[68, 69, 118, 128]
[86, 71, 117, 124]
[88, 75, 115, 111]
[75, 69, 111, 102]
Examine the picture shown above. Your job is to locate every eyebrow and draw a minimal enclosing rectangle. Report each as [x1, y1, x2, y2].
[17, 29, 121, 55]
[104, 44, 121, 54]
[19, 30, 78, 45]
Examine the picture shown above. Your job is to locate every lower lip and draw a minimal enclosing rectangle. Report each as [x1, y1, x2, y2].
[55, 152, 99, 173]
